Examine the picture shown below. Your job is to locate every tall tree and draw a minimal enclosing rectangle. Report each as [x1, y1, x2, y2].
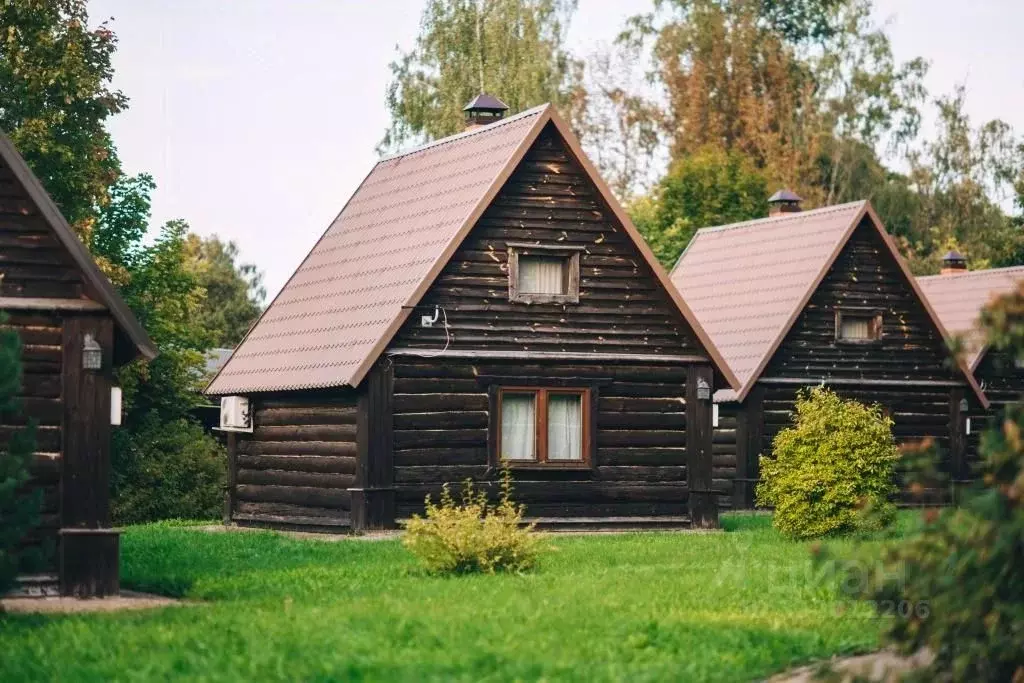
[381, 0, 584, 150]
[90, 175, 225, 523]
[0, 0, 126, 237]
[898, 87, 1024, 273]
[183, 234, 266, 348]
[630, 147, 767, 266]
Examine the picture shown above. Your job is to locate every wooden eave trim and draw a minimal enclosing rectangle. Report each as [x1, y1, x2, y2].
[733, 201, 870, 403]
[0, 133, 156, 360]
[344, 106, 555, 390]
[542, 107, 741, 392]
[387, 348, 709, 363]
[0, 297, 106, 312]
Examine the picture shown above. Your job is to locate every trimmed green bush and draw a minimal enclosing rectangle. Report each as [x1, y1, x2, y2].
[757, 387, 898, 539]
[403, 465, 542, 574]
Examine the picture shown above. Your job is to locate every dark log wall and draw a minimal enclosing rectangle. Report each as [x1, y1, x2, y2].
[2, 312, 62, 575]
[0, 157, 86, 298]
[231, 391, 357, 530]
[390, 358, 695, 521]
[767, 221, 957, 384]
[971, 350, 1024, 457]
[714, 401, 740, 509]
[391, 123, 705, 358]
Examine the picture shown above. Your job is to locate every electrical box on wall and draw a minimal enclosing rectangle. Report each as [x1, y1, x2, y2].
[220, 395, 253, 432]
[110, 387, 122, 426]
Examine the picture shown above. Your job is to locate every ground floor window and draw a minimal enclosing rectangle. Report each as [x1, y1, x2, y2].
[497, 387, 590, 466]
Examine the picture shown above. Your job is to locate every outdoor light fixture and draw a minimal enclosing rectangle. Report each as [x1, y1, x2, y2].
[82, 333, 102, 370]
[959, 398, 969, 412]
[697, 377, 711, 401]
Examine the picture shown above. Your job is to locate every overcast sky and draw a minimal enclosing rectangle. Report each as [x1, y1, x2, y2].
[90, 0, 1024, 299]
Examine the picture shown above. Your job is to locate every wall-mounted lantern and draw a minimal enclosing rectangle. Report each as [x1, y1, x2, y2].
[697, 377, 711, 401]
[82, 333, 102, 371]
[959, 398, 969, 413]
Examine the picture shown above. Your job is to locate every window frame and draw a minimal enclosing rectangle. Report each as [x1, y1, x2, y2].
[492, 386, 593, 469]
[507, 242, 582, 305]
[834, 309, 884, 344]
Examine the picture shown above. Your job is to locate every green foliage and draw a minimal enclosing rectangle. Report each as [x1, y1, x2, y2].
[0, 317, 38, 594]
[381, 0, 583, 151]
[0, 513, 916, 680]
[629, 147, 767, 266]
[91, 172, 224, 524]
[183, 234, 265, 347]
[110, 417, 224, 525]
[757, 387, 898, 539]
[0, 0, 126, 236]
[403, 466, 541, 574]
[849, 283, 1024, 681]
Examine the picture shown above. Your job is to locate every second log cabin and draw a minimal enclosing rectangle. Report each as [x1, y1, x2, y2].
[670, 194, 988, 508]
[919, 257, 1024, 456]
[206, 96, 739, 532]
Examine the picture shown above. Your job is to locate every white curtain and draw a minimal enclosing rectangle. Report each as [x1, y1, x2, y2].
[520, 256, 564, 294]
[547, 394, 583, 461]
[841, 316, 871, 340]
[501, 394, 536, 460]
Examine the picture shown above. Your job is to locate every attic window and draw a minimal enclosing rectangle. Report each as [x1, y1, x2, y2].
[508, 243, 581, 304]
[836, 310, 883, 343]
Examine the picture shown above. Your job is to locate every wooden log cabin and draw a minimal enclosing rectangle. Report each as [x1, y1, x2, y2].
[919, 258, 1024, 456]
[206, 96, 740, 532]
[670, 194, 988, 509]
[0, 133, 156, 596]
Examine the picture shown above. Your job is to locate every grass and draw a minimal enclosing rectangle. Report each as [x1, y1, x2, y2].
[0, 514, 910, 682]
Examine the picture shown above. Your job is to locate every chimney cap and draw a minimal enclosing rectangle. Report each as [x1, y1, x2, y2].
[941, 250, 967, 274]
[768, 189, 803, 204]
[463, 93, 509, 113]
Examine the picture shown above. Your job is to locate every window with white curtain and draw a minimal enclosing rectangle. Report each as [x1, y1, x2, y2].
[500, 393, 536, 460]
[497, 388, 588, 465]
[837, 311, 882, 342]
[508, 245, 580, 304]
[519, 256, 566, 295]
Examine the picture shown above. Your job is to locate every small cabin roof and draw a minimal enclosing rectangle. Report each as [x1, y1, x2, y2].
[918, 265, 1024, 370]
[207, 104, 738, 395]
[671, 201, 987, 407]
[0, 133, 156, 362]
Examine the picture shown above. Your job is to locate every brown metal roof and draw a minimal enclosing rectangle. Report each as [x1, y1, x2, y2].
[671, 201, 988, 407]
[0, 132, 156, 361]
[206, 105, 739, 395]
[919, 265, 1024, 370]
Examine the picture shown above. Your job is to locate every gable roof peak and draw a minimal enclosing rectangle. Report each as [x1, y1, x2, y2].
[207, 103, 739, 395]
[672, 199, 987, 407]
[0, 132, 156, 361]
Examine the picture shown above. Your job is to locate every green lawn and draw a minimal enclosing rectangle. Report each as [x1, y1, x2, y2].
[0, 515, 901, 682]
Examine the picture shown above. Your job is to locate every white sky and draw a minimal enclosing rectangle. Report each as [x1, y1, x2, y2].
[90, 0, 1024, 299]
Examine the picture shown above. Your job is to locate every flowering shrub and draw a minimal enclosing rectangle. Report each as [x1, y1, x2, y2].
[757, 387, 898, 539]
[403, 465, 542, 574]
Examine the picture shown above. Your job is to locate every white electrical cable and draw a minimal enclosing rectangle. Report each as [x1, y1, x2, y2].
[416, 305, 451, 358]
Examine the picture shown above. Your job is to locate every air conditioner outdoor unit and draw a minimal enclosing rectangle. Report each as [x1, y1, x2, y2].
[220, 395, 253, 432]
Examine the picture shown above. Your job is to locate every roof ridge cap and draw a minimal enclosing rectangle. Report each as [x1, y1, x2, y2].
[693, 200, 866, 237]
[918, 265, 1024, 281]
[378, 104, 549, 163]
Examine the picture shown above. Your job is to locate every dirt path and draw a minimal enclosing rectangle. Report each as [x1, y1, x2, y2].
[1, 590, 185, 615]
